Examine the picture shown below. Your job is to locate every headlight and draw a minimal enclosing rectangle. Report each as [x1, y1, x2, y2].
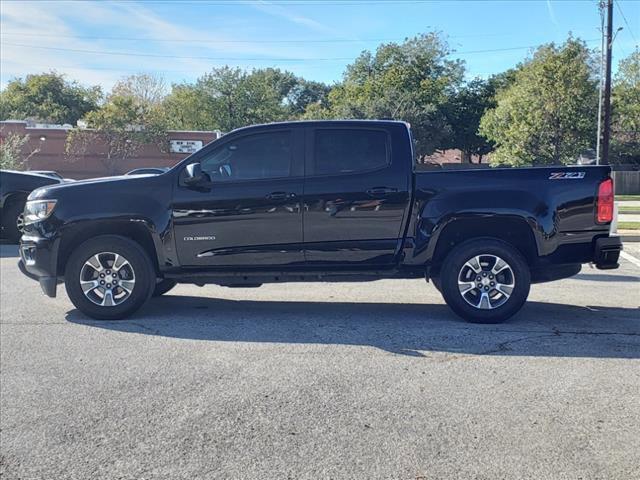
[23, 200, 57, 225]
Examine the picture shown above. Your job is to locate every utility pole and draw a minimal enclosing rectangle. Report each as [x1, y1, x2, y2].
[601, 0, 614, 165]
[596, 2, 606, 165]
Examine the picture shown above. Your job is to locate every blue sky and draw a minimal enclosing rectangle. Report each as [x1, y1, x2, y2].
[1, 0, 638, 90]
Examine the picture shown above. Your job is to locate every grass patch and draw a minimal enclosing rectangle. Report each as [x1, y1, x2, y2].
[616, 195, 640, 201]
[618, 221, 640, 230]
[619, 206, 640, 213]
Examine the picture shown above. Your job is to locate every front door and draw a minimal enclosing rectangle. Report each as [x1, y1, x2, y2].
[172, 127, 305, 267]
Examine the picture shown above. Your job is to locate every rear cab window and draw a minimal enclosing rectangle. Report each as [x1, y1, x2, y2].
[311, 129, 390, 176]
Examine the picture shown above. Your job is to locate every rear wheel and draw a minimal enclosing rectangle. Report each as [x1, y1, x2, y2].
[439, 239, 531, 323]
[65, 235, 155, 320]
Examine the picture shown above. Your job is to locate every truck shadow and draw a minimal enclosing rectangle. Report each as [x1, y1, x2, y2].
[65, 296, 640, 359]
[0, 243, 19, 258]
[573, 273, 640, 283]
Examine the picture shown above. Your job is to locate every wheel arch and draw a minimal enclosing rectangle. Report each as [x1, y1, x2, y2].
[1, 191, 28, 210]
[429, 215, 538, 275]
[57, 221, 161, 277]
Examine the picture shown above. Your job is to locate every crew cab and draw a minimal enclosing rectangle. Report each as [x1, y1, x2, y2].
[18, 120, 622, 323]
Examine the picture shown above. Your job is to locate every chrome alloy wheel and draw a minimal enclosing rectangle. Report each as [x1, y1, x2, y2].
[457, 254, 515, 310]
[16, 213, 25, 233]
[79, 252, 136, 307]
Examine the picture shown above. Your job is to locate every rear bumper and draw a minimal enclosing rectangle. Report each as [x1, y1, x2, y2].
[18, 235, 60, 297]
[593, 235, 622, 270]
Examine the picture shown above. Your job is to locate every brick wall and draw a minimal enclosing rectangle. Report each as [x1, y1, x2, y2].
[1, 121, 221, 179]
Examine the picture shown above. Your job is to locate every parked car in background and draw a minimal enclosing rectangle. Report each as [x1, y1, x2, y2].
[125, 167, 169, 176]
[30, 170, 64, 180]
[18, 120, 621, 323]
[0, 170, 62, 242]
[30, 170, 75, 182]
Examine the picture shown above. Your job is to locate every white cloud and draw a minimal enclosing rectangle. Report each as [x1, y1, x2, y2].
[546, 0, 559, 27]
[0, 0, 322, 89]
[252, 0, 366, 47]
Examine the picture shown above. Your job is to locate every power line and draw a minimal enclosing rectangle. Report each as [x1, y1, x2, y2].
[0, 59, 500, 76]
[0, 61, 336, 73]
[0, 32, 392, 44]
[0, 42, 353, 62]
[0, 0, 462, 4]
[1, 40, 599, 63]
[615, 0, 638, 45]
[0, 31, 522, 45]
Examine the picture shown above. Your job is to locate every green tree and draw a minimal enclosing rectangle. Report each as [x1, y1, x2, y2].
[239, 68, 298, 126]
[442, 78, 498, 163]
[163, 67, 317, 132]
[288, 79, 331, 116]
[0, 130, 39, 170]
[163, 83, 213, 131]
[304, 32, 465, 157]
[110, 73, 167, 107]
[66, 95, 168, 175]
[611, 49, 640, 165]
[479, 38, 598, 166]
[0, 72, 102, 125]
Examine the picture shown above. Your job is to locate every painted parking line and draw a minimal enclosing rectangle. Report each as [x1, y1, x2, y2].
[620, 251, 640, 269]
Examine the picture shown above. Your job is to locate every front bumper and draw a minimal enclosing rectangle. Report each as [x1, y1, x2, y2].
[18, 235, 60, 297]
[593, 235, 623, 270]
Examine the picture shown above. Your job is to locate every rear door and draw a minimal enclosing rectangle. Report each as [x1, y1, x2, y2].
[172, 126, 305, 267]
[302, 123, 412, 266]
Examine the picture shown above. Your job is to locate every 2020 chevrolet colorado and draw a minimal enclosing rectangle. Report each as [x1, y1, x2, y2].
[18, 120, 622, 322]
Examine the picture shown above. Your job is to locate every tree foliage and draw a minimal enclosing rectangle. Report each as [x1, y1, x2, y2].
[0, 72, 102, 125]
[303, 33, 464, 157]
[110, 73, 167, 107]
[1, 33, 617, 170]
[288, 79, 331, 116]
[163, 67, 327, 132]
[479, 38, 598, 166]
[611, 49, 640, 164]
[66, 95, 168, 175]
[0, 130, 37, 170]
[441, 77, 503, 162]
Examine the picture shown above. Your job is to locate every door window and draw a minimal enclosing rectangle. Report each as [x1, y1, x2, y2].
[200, 131, 292, 181]
[313, 129, 389, 175]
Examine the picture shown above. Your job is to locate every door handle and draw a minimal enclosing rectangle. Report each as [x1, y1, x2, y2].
[366, 187, 398, 197]
[266, 191, 295, 201]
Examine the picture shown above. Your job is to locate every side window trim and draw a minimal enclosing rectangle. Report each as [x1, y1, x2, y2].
[306, 127, 392, 179]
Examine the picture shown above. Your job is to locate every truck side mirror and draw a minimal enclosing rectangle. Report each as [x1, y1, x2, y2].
[184, 162, 205, 185]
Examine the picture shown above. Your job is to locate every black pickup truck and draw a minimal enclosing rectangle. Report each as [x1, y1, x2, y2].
[18, 120, 622, 323]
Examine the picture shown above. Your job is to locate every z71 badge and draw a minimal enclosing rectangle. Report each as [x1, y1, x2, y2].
[549, 171, 586, 180]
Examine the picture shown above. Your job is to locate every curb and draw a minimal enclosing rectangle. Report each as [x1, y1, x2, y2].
[618, 232, 640, 243]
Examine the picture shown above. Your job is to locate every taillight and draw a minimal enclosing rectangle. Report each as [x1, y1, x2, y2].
[596, 178, 614, 224]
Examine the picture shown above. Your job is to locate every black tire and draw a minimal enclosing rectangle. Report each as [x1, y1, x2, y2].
[152, 279, 177, 297]
[65, 235, 156, 320]
[1, 199, 25, 243]
[431, 276, 442, 293]
[439, 238, 531, 324]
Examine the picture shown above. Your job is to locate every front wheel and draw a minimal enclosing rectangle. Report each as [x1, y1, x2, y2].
[152, 279, 177, 297]
[439, 239, 531, 323]
[65, 235, 155, 320]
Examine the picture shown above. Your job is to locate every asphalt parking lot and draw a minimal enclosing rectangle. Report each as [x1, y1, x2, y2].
[1, 242, 639, 479]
